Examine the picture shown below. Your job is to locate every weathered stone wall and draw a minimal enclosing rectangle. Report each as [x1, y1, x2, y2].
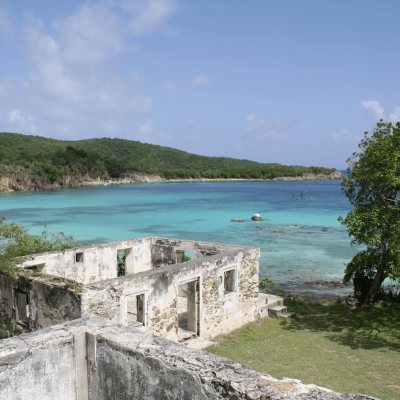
[0, 326, 77, 400]
[0, 317, 376, 400]
[6, 237, 260, 341]
[17, 237, 152, 284]
[80, 243, 260, 341]
[202, 250, 259, 339]
[0, 273, 81, 338]
[151, 237, 241, 259]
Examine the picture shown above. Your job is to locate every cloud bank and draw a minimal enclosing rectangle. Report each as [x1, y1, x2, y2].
[0, 1, 177, 139]
[362, 100, 400, 123]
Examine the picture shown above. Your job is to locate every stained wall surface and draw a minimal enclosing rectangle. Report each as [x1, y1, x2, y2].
[0, 273, 81, 338]
[0, 317, 376, 400]
[17, 237, 152, 284]
[81, 238, 260, 341]
[0, 326, 77, 400]
[5, 237, 260, 341]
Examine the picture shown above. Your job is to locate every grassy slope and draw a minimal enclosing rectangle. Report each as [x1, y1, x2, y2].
[206, 300, 400, 400]
[0, 132, 264, 171]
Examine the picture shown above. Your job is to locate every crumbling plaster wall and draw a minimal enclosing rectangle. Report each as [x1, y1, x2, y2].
[17, 237, 152, 284]
[0, 273, 81, 338]
[0, 326, 77, 400]
[80, 244, 260, 341]
[0, 317, 374, 400]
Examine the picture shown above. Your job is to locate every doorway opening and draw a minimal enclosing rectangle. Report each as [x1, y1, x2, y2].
[117, 248, 133, 276]
[125, 292, 145, 328]
[15, 290, 30, 325]
[177, 279, 199, 341]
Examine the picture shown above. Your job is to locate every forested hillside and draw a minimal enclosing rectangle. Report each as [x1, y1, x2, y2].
[0, 132, 336, 182]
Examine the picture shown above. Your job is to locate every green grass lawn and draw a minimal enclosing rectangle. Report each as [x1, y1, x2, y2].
[206, 299, 400, 400]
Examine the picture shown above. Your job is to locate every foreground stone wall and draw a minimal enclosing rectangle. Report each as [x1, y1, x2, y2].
[0, 325, 77, 400]
[0, 317, 378, 400]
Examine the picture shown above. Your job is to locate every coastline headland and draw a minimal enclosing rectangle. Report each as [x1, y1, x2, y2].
[0, 170, 343, 193]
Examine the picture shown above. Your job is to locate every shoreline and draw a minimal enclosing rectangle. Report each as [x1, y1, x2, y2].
[0, 171, 343, 193]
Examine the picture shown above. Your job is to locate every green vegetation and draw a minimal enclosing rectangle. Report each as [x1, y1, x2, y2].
[259, 277, 277, 293]
[183, 254, 192, 262]
[0, 132, 335, 182]
[207, 296, 400, 400]
[0, 219, 78, 275]
[339, 121, 400, 303]
[117, 251, 126, 277]
[2, 322, 19, 338]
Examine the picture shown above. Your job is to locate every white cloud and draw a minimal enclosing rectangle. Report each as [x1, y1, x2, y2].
[362, 100, 384, 118]
[137, 117, 203, 148]
[139, 119, 153, 132]
[0, 1, 179, 140]
[0, 7, 13, 38]
[5, 4, 174, 139]
[189, 73, 212, 91]
[0, 78, 14, 99]
[388, 106, 400, 123]
[330, 128, 361, 147]
[361, 100, 400, 123]
[164, 81, 175, 93]
[127, 0, 177, 35]
[8, 109, 36, 133]
[239, 114, 293, 147]
[52, 4, 125, 65]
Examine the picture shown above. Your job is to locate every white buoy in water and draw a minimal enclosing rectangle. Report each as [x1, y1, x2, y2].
[251, 214, 262, 221]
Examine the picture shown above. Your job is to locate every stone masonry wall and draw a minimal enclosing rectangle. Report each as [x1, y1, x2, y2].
[16, 237, 153, 285]
[80, 247, 260, 342]
[0, 317, 377, 400]
[201, 250, 259, 339]
[0, 272, 82, 338]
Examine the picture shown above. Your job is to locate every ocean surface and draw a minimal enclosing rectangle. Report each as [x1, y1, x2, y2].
[0, 177, 359, 296]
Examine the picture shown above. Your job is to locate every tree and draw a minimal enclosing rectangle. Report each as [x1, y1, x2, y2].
[338, 121, 400, 303]
[259, 277, 277, 293]
[0, 218, 78, 274]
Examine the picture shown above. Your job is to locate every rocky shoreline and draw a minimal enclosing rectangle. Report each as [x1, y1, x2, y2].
[0, 172, 166, 193]
[0, 170, 343, 193]
[166, 170, 343, 183]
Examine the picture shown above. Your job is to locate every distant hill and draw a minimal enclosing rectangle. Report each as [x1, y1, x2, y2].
[0, 132, 266, 172]
[0, 132, 336, 184]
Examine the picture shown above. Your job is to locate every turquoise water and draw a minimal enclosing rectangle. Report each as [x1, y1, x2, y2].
[0, 179, 359, 294]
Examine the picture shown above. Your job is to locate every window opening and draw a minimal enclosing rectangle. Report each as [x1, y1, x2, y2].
[183, 251, 195, 262]
[177, 279, 199, 340]
[118, 248, 133, 275]
[15, 291, 29, 324]
[224, 269, 236, 295]
[126, 293, 145, 328]
[117, 250, 126, 276]
[75, 252, 84, 263]
[25, 264, 45, 273]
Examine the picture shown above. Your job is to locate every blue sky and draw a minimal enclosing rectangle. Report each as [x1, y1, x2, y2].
[0, 0, 399, 169]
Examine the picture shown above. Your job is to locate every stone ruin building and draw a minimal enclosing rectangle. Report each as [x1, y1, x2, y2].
[0, 237, 375, 399]
[1, 237, 283, 344]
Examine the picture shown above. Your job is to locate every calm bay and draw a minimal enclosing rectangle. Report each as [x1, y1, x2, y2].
[0, 178, 358, 296]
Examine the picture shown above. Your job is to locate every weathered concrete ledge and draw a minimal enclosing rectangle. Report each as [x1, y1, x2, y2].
[0, 317, 378, 400]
